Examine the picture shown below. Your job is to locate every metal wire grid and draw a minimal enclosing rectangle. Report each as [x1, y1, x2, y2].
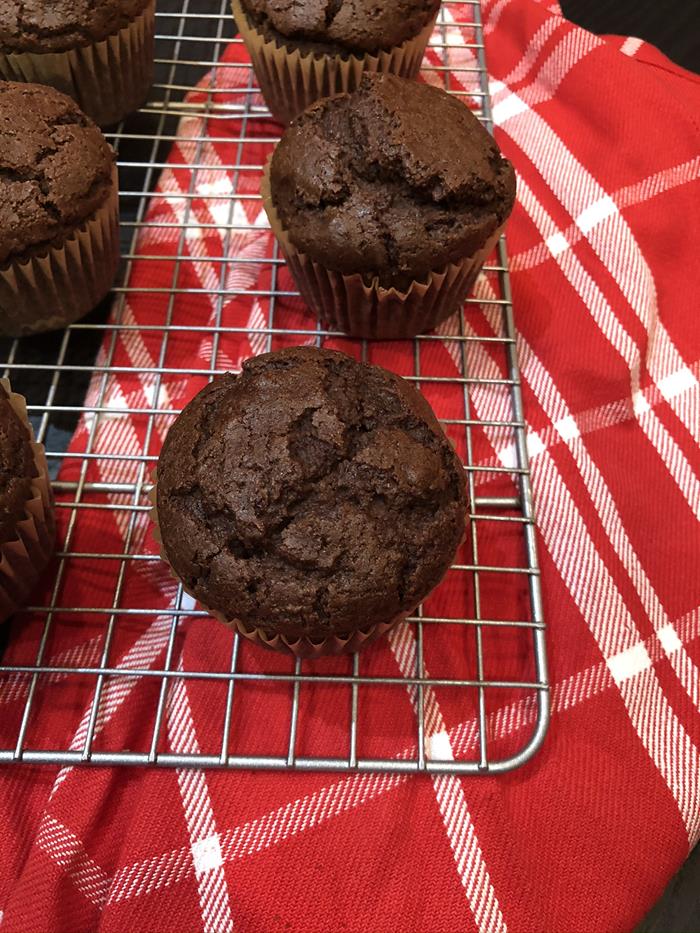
[0, 0, 549, 773]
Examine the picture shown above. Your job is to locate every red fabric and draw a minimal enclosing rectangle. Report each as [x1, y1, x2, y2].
[2, 1, 700, 931]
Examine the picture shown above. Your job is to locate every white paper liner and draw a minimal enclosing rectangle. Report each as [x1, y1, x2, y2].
[0, 166, 120, 337]
[0, 1, 155, 126]
[261, 159, 505, 339]
[149, 477, 404, 659]
[0, 379, 55, 624]
[232, 0, 438, 124]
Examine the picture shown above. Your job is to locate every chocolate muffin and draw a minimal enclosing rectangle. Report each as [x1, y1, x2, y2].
[0, 81, 120, 337]
[0, 380, 55, 623]
[243, 0, 441, 55]
[154, 347, 466, 657]
[264, 73, 516, 338]
[233, 0, 440, 124]
[0, 0, 155, 126]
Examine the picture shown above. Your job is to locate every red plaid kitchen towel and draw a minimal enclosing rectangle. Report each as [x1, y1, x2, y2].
[1, 1, 700, 931]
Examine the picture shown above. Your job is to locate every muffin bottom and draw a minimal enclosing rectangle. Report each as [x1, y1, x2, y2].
[232, 0, 438, 125]
[0, 169, 120, 337]
[215, 610, 403, 659]
[0, 380, 55, 623]
[149, 477, 406, 659]
[261, 160, 505, 339]
[0, 0, 155, 126]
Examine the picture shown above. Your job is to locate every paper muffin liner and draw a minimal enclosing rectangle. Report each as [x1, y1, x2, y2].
[0, 0, 155, 126]
[149, 477, 403, 658]
[232, 0, 438, 125]
[261, 159, 505, 339]
[0, 380, 56, 624]
[0, 166, 120, 338]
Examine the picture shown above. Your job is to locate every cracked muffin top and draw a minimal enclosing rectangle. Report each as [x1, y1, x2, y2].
[0, 82, 115, 264]
[0, 0, 151, 53]
[270, 73, 516, 290]
[241, 0, 440, 56]
[156, 346, 467, 644]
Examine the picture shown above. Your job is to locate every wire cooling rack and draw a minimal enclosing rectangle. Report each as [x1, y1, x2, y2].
[0, 0, 549, 774]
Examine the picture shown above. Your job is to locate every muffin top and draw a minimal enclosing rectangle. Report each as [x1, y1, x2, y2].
[157, 347, 466, 644]
[270, 73, 516, 290]
[0, 385, 38, 544]
[0, 82, 115, 265]
[241, 0, 440, 56]
[0, 0, 150, 53]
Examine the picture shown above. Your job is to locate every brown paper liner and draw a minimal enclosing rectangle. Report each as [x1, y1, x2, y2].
[0, 167, 121, 338]
[261, 160, 505, 339]
[0, 1, 155, 126]
[0, 380, 56, 624]
[232, 0, 438, 125]
[149, 477, 403, 659]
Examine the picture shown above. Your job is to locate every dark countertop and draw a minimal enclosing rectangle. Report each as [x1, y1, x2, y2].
[561, 0, 700, 73]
